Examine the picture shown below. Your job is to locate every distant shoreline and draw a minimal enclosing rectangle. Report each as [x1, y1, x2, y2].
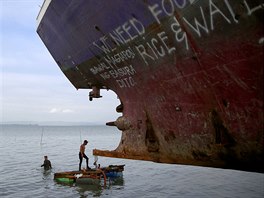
[0, 122, 106, 127]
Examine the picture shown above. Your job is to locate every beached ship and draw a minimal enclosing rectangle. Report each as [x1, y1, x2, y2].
[37, 0, 263, 172]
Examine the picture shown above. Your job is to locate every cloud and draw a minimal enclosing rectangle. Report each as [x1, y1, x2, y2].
[62, 109, 74, 113]
[49, 108, 74, 114]
[49, 108, 59, 113]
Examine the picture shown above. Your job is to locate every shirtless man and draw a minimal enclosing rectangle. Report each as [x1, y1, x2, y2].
[79, 140, 90, 171]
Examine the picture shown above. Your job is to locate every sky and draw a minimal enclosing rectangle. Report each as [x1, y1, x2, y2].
[0, 0, 120, 125]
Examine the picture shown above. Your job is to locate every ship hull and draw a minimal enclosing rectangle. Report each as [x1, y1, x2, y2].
[37, 0, 264, 172]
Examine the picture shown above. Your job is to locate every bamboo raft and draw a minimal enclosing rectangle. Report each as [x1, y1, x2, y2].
[54, 165, 125, 185]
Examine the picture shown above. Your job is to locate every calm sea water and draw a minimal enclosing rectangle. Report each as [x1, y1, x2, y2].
[0, 125, 263, 198]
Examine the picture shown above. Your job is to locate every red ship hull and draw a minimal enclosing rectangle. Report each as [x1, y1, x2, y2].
[37, 0, 264, 172]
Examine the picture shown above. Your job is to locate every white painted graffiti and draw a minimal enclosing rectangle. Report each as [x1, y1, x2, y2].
[243, 0, 264, 15]
[88, 0, 263, 88]
[90, 62, 110, 75]
[136, 0, 264, 65]
[116, 77, 136, 88]
[89, 45, 137, 88]
[104, 47, 136, 67]
[135, 16, 189, 66]
[90, 47, 136, 74]
[93, 18, 145, 54]
[135, 31, 176, 65]
[99, 65, 136, 80]
[99, 65, 137, 89]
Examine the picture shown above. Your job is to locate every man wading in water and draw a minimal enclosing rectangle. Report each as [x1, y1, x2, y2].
[79, 140, 90, 171]
[41, 156, 52, 170]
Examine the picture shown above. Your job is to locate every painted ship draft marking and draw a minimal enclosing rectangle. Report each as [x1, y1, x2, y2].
[37, 0, 264, 173]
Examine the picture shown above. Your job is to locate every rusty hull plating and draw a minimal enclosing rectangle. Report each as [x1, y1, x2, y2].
[37, 0, 264, 172]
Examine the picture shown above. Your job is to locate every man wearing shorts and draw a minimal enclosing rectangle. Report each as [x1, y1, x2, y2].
[79, 140, 90, 171]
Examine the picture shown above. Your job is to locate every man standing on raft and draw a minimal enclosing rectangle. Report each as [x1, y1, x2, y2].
[79, 140, 90, 171]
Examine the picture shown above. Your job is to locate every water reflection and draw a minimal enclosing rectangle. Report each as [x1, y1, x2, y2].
[108, 177, 124, 188]
[76, 183, 103, 197]
[42, 169, 53, 180]
[54, 176, 125, 197]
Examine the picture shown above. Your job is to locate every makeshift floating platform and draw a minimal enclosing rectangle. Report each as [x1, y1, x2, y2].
[54, 165, 125, 185]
